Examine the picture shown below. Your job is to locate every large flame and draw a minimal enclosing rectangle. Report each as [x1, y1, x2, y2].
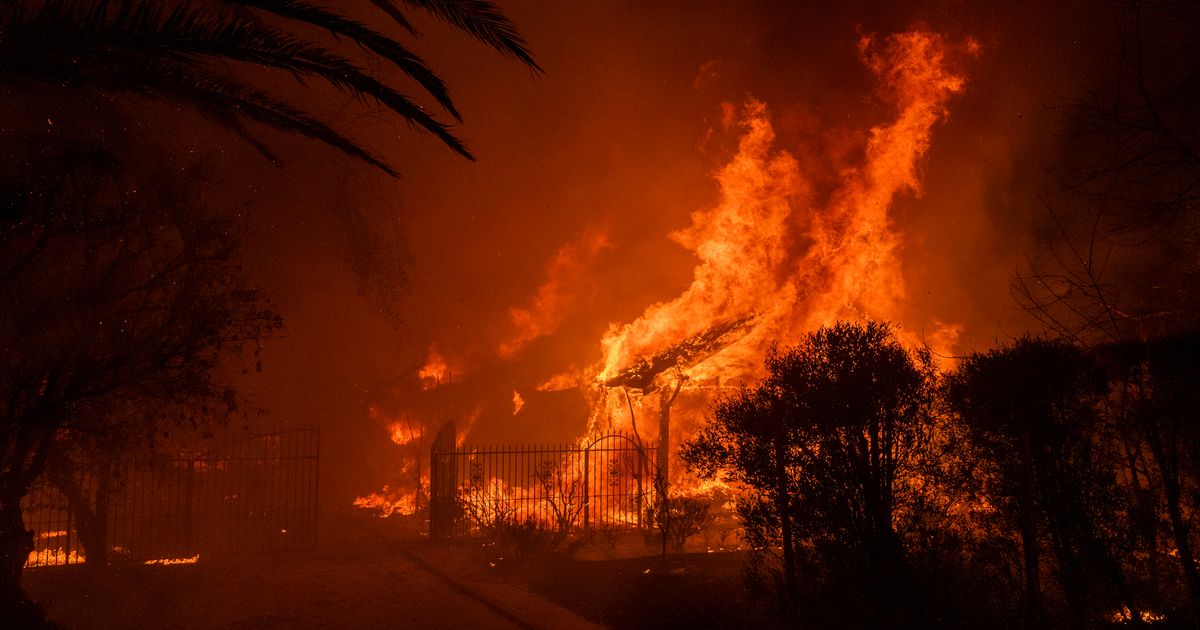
[588, 31, 968, 461]
[356, 29, 973, 518]
[355, 407, 428, 517]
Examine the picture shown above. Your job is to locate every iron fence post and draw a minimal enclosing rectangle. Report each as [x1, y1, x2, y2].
[583, 447, 590, 530]
[185, 458, 195, 556]
[637, 446, 644, 529]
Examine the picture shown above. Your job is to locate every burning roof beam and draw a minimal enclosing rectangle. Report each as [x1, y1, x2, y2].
[604, 313, 755, 391]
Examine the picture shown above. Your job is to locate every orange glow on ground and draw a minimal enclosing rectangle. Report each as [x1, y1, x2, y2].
[143, 554, 200, 566]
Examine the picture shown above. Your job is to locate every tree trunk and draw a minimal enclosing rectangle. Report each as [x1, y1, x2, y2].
[48, 459, 111, 566]
[1146, 422, 1200, 626]
[88, 468, 112, 566]
[774, 439, 797, 616]
[657, 378, 683, 488]
[1045, 514, 1086, 630]
[0, 424, 55, 627]
[1163, 467, 1200, 627]
[0, 488, 44, 627]
[660, 492, 669, 561]
[1019, 431, 1046, 629]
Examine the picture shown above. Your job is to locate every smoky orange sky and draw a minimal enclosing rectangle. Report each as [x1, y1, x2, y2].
[198, 0, 1123, 506]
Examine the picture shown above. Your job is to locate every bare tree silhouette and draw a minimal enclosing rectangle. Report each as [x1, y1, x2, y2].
[0, 137, 280, 623]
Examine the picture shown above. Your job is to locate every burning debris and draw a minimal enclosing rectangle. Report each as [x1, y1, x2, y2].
[353, 485, 419, 518]
[143, 555, 200, 566]
[603, 314, 756, 391]
[600, 314, 757, 484]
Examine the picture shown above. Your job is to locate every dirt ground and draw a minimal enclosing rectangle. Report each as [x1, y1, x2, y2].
[472, 547, 781, 629]
[21, 511, 774, 629]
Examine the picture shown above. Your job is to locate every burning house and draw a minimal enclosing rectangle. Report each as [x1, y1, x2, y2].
[359, 29, 973, 530]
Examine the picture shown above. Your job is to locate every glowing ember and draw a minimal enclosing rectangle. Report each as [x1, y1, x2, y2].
[1109, 606, 1167, 624]
[143, 554, 200, 566]
[25, 548, 84, 567]
[512, 390, 525, 415]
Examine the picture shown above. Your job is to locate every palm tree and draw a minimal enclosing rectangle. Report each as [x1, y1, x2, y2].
[0, 0, 541, 175]
[0, 2, 538, 624]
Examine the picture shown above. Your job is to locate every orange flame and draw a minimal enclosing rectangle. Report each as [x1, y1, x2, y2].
[25, 548, 84, 567]
[591, 30, 969, 459]
[144, 554, 200, 566]
[354, 485, 419, 517]
[500, 227, 611, 357]
[537, 370, 581, 392]
[418, 347, 452, 389]
[357, 30, 973, 518]
[368, 405, 423, 447]
[388, 422, 418, 447]
[456, 404, 483, 448]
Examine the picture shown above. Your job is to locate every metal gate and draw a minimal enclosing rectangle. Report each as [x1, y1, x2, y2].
[429, 422, 656, 540]
[23, 426, 319, 567]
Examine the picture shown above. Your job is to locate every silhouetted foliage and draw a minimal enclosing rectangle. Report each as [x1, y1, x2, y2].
[0, 1, 540, 623]
[1135, 334, 1200, 622]
[682, 321, 937, 628]
[0, 135, 280, 623]
[1006, 5, 1200, 623]
[0, 0, 540, 175]
[533, 458, 585, 545]
[1099, 333, 1200, 624]
[946, 337, 1139, 628]
[641, 470, 714, 555]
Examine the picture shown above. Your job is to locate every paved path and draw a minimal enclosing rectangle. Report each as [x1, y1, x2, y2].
[23, 539, 602, 629]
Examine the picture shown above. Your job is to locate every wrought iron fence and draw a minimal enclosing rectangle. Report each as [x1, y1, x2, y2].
[22, 426, 319, 568]
[429, 423, 657, 540]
